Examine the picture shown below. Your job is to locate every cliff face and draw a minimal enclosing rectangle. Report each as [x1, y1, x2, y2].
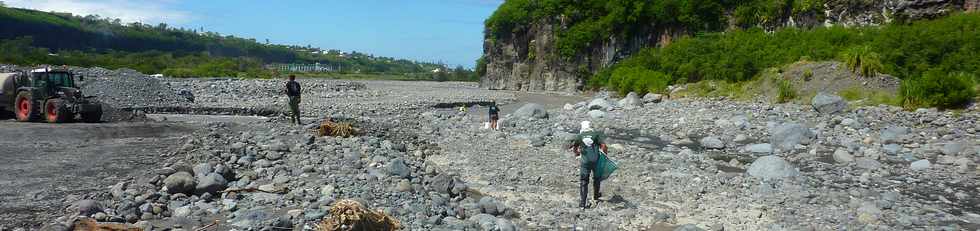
[480, 0, 973, 92]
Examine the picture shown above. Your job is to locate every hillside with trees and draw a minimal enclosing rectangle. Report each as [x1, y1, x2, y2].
[0, 5, 477, 81]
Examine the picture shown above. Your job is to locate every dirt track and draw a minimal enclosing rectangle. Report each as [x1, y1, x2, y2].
[0, 120, 194, 228]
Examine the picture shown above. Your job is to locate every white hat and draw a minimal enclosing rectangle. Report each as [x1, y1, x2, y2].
[580, 121, 592, 133]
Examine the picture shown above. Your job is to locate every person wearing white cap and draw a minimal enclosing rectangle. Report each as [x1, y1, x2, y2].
[570, 120, 607, 208]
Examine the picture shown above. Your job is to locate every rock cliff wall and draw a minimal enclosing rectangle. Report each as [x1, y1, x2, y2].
[480, 0, 971, 92]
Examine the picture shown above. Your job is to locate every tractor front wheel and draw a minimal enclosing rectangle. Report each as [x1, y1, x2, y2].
[44, 99, 71, 123]
[14, 92, 41, 122]
[80, 104, 102, 123]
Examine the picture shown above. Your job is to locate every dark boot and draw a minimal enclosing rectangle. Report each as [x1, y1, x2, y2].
[593, 180, 602, 200]
[579, 180, 589, 208]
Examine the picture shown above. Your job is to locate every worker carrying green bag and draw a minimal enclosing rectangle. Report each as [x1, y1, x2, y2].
[570, 121, 618, 208]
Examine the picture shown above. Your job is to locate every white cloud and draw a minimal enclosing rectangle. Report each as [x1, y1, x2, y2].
[4, 0, 191, 24]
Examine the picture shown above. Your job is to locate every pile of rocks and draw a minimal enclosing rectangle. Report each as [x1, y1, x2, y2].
[430, 91, 979, 230]
[50, 117, 521, 230]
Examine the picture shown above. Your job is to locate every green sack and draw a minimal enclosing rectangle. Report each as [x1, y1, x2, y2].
[595, 151, 618, 181]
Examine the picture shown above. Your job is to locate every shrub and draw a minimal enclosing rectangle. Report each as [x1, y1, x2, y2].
[776, 78, 797, 103]
[608, 67, 670, 95]
[900, 70, 976, 109]
[803, 68, 813, 81]
[840, 45, 883, 77]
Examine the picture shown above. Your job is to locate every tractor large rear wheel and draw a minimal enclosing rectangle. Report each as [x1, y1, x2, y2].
[14, 92, 40, 122]
[44, 99, 71, 123]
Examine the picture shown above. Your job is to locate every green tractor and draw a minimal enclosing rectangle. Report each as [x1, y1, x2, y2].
[0, 67, 102, 123]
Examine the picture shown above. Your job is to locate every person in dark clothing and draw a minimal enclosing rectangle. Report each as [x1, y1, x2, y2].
[285, 75, 302, 124]
[570, 121, 607, 208]
[488, 101, 500, 130]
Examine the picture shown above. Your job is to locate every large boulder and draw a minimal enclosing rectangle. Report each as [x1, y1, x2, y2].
[588, 110, 606, 119]
[833, 148, 855, 163]
[747, 156, 800, 180]
[879, 126, 909, 144]
[744, 143, 773, 155]
[910, 159, 931, 171]
[588, 98, 613, 111]
[769, 123, 815, 152]
[699, 136, 725, 149]
[164, 172, 196, 194]
[811, 92, 847, 114]
[195, 173, 228, 194]
[643, 93, 664, 103]
[512, 103, 548, 119]
[618, 92, 642, 109]
[388, 158, 411, 178]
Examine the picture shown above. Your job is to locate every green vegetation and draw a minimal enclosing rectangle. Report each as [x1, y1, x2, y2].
[838, 86, 901, 107]
[592, 13, 980, 109]
[485, 0, 829, 59]
[607, 66, 670, 95]
[841, 45, 883, 77]
[0, 6, 476, 81]
[900, 70, 976, 109]
[775, 78, 797, 103]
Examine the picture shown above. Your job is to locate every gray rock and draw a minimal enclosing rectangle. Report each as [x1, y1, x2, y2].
[618, 92, 642, 109]
[479, 197, 504, 215]
[110, 182, 127, 199]
[770, 123, 814, 152]
[513, 103, 548, 119]
[588, 110, 606, 119]
[261, 140, 289, 152]
[674, 224, 706, 231]
[747, 156, 800, 180]
[231, 209, 269, 228]
[496, 218, 517, 231]
[195, 173, 228, 195]
[699, 136, 725, 149]
[811, 92, 847, 114]
[588, 98, 613, 111]
[173, 206, 192, 217]
[388, 158, 411, 178]
[75, 199, 102, 216]
[192, 163, 213, 178]
[164, 172, 196, 194]
[643, 93, 664, 103]
[265, 151, 283, 160]
[833, 149, 855, 163]
[468, 213, 497, 231]
[941, 142, 965, 155]
[880, 126, 909, 144]
[230, 142, 246, 154]
[883, 144, 902, 155]
[855, 158, 882, 170]
[910, 159, 931, 171]
[856, 201, 882, 224]
[745, 143, 773, 155]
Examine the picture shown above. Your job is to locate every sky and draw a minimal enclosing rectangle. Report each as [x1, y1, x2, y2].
[4, 0, 503, 68]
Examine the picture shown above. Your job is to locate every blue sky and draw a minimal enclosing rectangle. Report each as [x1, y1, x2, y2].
[5, 0, 503, 68]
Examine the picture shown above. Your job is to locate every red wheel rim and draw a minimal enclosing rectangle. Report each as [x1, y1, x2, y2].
[16, 97, 29, 119]
[46, 101, 57, 122]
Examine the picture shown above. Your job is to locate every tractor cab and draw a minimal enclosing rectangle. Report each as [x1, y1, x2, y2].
[19, 68, 83, 100]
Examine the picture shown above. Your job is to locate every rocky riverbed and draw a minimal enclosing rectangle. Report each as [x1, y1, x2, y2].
[1, 65, 978, 230]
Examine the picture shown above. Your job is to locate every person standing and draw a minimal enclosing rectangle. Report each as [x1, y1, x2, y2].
[488, 101, 500, 130]
[571, 121, 607, 208]
[285, 74, 302, 124]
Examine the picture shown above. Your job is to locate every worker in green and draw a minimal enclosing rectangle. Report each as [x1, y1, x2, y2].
[285, 74, 302, 124]
[571, 120, 607, 208]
